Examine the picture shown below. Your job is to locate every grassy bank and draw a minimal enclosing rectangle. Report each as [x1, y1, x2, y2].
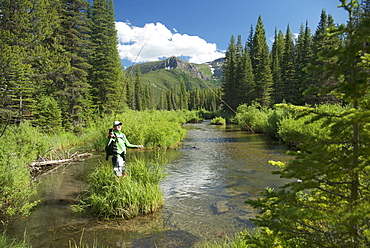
[0, 110, 191, 225]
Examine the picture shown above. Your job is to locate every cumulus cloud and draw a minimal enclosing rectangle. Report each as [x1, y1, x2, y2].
[115, 22, 224, 65]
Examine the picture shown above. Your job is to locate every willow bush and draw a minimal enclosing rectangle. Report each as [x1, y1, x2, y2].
[234, 103, 348, 146]
[234, 103, 288, 136]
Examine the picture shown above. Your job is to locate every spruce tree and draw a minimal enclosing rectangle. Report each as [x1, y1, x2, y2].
[305, 10, 341, 104]
[89, 0, 124, 114]
[271, 29, 285, 104]
[58, 0, 93, 131]
[281, 25, 297, 104]
[134, 68, 143, 111]
[250, 16, 273, 107]
[295, 22, 313, 105]
[179, 79, 189, 110]
[237, 45, 255, 105]
[222, 35, 238, 111]
[0, 0, 68, 124]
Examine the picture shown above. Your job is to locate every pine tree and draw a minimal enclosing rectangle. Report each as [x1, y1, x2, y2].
[0, 44, 34, 123]
[179, 79, 189, 110]
[134, 68, 143, 111]
[295, 22, 313, 105]
[250, 16, 273, 107]
[0, 0, 69, 124]
[89, 0, 124, 114]
[234, 35, 248, 107]
[57, 0, 93, 131]
[222, 35, 238, 111]
[271, 29, 285, 104]
[281, 25, 297, 104]
[237, 45, 255, 105]
[305, 10, 341, 104]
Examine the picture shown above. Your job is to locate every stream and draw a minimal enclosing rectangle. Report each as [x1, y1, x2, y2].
[7, 121, 292, 247]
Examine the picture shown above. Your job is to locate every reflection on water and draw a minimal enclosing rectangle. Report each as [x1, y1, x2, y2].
[6, 121, 291, 247]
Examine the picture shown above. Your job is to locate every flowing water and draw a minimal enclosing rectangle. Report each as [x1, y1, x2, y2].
[6, 121, 292, 247]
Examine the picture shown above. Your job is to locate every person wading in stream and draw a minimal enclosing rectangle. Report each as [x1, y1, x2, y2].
[107, 121, 143, 177]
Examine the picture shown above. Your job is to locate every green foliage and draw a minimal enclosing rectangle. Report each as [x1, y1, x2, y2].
[0, 122, 47, 223]
[181, 110, 203, 123]
[93, 110, 187, 150]
[33, 95, 63, 133]
[0, 231, 30, 248]
[277, 103, 348, 148]
[73, 159, 165, 219]
[234, 103, 288, 135]
[89, 0, 124, 114]
[244, 2, 370, 247]
[210, 116, 226, 125]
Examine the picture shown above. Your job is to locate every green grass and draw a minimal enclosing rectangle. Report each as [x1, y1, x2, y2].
[72, 158, 165, 219]
[0, 232, 30, 248]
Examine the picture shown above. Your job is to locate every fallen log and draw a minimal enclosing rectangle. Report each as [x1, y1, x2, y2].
[30, 153, 92, 167]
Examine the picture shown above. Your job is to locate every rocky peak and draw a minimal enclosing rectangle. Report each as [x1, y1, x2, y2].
[154, 56, 188, 70]
[153, 56, 209, 80]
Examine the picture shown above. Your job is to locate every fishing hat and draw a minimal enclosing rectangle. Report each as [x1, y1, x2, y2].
[113, 121, 122, 126]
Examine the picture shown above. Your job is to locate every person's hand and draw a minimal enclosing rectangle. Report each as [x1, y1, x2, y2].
[109, 132, 115, 138]
[137, 145, 144, 148]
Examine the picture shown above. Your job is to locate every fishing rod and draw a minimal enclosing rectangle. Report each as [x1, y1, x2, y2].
[116, 28, 158, 111]
[184, 55, 254, 133]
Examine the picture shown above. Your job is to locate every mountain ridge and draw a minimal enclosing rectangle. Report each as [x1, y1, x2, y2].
[125, 56, 224, 93]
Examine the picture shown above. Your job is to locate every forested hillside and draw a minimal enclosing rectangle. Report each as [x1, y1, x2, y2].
[2, 0, 365, 133]
[125, 56, 222, 111]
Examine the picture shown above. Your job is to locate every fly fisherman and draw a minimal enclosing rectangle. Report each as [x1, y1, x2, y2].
[108, 121, 144, 177]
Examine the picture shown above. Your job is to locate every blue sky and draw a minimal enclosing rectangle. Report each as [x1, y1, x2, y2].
[112, 0, 349, 68]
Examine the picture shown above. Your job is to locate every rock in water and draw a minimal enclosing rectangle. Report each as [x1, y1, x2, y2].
[212, 201, 229, 214]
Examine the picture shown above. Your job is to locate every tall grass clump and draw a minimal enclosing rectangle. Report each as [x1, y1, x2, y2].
[0, 231, 30, 248]
[73, 158, 165, 219]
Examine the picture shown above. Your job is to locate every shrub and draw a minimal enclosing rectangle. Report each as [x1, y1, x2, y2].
[210, 116, 226, 125]
[234, 103, 288, 135]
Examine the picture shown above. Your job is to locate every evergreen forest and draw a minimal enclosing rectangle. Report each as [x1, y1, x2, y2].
[1, 0, 370, 247]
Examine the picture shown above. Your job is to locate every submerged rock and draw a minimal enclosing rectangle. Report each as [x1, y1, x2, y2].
[211, 201, 229, 214]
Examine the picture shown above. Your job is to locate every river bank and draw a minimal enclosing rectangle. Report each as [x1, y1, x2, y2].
[5, 121, 291, 247]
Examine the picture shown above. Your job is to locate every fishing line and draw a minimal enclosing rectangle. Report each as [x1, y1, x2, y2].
[116, 28, 158, 111]
[113, 28, 159, 144]
[183, 55, 254, 133]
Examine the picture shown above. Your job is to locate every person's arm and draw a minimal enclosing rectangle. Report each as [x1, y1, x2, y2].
[122, 134, 143, 148]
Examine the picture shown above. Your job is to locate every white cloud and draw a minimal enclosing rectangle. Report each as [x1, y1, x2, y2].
[115, 22, 224, 65]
